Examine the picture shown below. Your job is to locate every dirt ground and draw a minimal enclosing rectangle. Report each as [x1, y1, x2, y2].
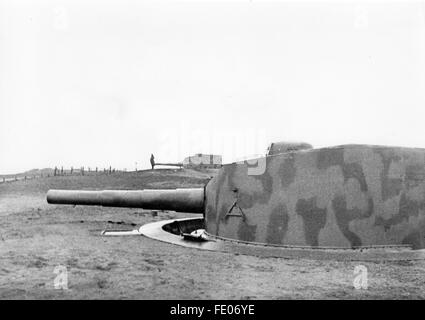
[1, 169, 425, 299]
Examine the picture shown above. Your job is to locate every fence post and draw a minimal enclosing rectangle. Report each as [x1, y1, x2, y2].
[60, 166, 63, 176]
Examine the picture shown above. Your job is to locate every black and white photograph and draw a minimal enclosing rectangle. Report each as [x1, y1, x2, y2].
[1, 0, 425, 304]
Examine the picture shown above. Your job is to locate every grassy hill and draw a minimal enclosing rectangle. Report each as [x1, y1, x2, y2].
[0, 168, 217, 195]
[0, 168, 54, 179]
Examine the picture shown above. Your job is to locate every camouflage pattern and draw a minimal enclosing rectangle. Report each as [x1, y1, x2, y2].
[205, 145, 425, 249]
[266, 141, 312, 155]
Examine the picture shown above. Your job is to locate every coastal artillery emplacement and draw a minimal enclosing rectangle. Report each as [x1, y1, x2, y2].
[149, 154, 183, 170]
[47, 143, 425, 259]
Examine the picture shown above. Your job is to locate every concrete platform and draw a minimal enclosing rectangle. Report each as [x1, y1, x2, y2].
[139, 217, 425, 261]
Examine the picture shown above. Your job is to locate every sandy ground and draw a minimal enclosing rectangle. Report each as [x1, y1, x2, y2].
[1, 169, 425, 299]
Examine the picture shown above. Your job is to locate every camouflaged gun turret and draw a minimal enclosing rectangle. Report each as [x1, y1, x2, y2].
[47, 143, 425, 249]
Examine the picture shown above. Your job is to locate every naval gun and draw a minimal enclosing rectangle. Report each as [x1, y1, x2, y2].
[149, 154, 183, 170]
[47, 143, 425, 249]
[47, 188, 204, 213]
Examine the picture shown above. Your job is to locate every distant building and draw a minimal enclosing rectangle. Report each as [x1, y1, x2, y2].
[182, 153, 222, 169]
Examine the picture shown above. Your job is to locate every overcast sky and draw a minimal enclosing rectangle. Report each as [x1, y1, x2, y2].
[1, 0, 425, 174]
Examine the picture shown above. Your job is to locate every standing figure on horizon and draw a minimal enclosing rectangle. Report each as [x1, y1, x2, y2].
[150, 154, 155, 170]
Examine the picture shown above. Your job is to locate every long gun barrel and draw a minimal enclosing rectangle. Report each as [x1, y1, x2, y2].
[154, 163, 183, 168]
[46, 188, 204, 213]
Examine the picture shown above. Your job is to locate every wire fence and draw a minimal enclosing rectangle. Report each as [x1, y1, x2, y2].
[0, 166, 126, 184]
